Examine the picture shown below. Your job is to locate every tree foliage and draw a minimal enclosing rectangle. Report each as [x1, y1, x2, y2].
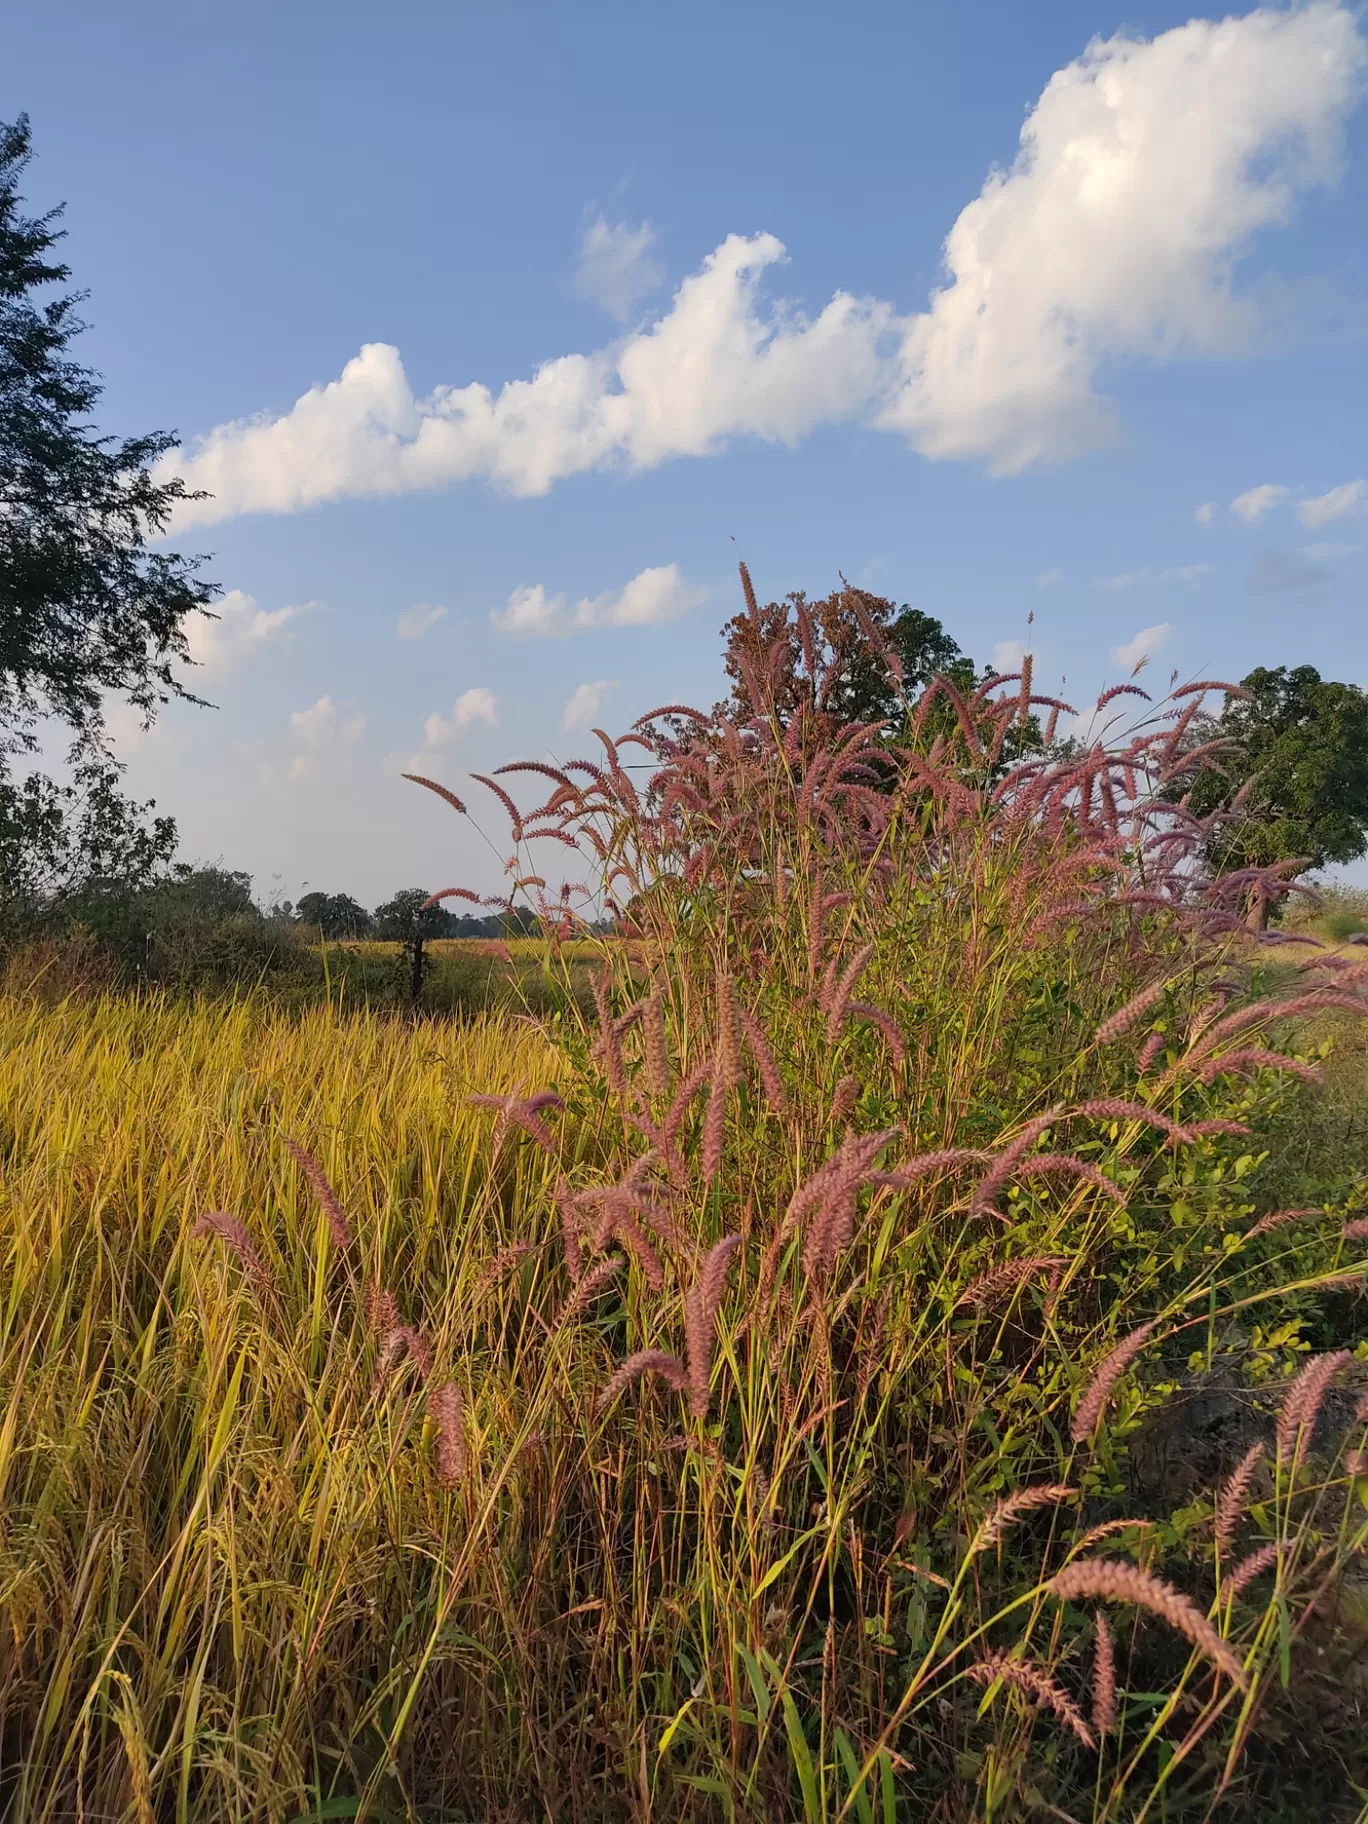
[0, 756, 176, 932]
[1184, 665, 1368, 878]
[0, 115, 215, 746]
[717, 580, 973, 737]
[295, 891, 373, 939]
[374, 887, 459, 941]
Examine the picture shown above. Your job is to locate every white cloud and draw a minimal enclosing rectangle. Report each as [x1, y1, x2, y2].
[1299, 478, 1367, 526]
[490, 562, 705, 637]
[453, 686, 498, 729]
[1302, 541, 1358, 562]
[563, 680, 619, 731]
[287, 694, 366, 779]
[290, 694, 366, 748]
[1112, 622, 1171, 669]
[186, 588, 316, 673]
[1103, 564, 1212, 590]
[1230, 482, 1291, 523]
[878, 4, 1366, 472]
[1195, 502, 1216, 526]
[992, 639, 1028, 674]
[572, 216, 664, 322]
[158, 5, 1366, 524]
[421, 687, 499, 749]
[396, 603, 448, 639]
[160, 237, 893, 526]
[1035, 567, 1065, 589]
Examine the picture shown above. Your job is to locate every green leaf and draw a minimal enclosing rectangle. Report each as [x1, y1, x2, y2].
[835, 1728, 874, 1824]
[780, 1687, 820, 1822]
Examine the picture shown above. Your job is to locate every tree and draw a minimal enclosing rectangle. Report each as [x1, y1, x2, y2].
[713, 572, 1038, 773]
[152, 866, 258, 921]
[373, 887, 456, 941]
[718, 582, 973, 735]
[295, 892, 373, 939]
[0, 755, 176, 933]
[0, 116, 214, 747]
[0, 114, 216, 938]
[1183, 666, 1368, 908]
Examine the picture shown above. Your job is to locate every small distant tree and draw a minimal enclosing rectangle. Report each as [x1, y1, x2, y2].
[1181, 665, 1368, 921]
[295, 891, 372, 939]
[373, 887, 455, 941]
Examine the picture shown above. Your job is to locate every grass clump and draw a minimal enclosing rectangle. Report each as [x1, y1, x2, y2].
[2, 574, 1367, 1820]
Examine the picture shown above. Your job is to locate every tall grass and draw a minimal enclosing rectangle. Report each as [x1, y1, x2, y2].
[2, 576, 1367, 1820]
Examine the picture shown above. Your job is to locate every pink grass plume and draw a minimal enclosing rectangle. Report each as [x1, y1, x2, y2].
[282, 1138, 354, 1251]
[967, 1652, 1095, 1750]
[1050, 1559, 1247, 1689]
[1276, 1350, 1352, 1465]
[1071, 1320, 1158, 1442]
[684, 1235, 742, 1419]
[428, 1381, 468, 1485]
[193, 1212, 275, 1303]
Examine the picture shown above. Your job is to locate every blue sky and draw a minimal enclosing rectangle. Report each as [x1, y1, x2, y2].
[7, 0, 1367, 905]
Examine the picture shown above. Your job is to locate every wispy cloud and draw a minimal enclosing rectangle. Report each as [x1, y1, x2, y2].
[563, 680, 620, 731]
[1230, 483, 1291, 524]
[992, 639, 1029, 674]
[572, 215, 664, 322]
[1299, 478, 1367, 526]
[490, 563, 705, 638]
[1102, 564, 1212, 590]
[396, 603, 448, 640]
[1194, 502, 1216, 526]
[1302, 541, 1358, 562]
[1034, 568, 1064, 589]
[1112, 622, 1171, 669]
[158, 5, 1366, 526]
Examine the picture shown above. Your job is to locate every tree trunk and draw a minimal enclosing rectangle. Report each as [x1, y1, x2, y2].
[1245, 888, 1271, 932]
[410, 930, 425, 1008]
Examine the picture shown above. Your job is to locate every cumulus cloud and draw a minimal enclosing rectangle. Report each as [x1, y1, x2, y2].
[1230, 483, 1291, 523]
[1299, 478, 1367, 526]
[287, 694, 366, 779]
[396, 603, 448, 639]
[1112, 622, 1171, 669]
[187, 589, 316, 672]
[490, 562, 705, 637]
[1103, 564, 1212, 590]
[160, 237, 893, 526]
[572, 216, 664, 321]
[159, 5, 1366, 526]
[1248, 546, 1332, 593]
[878, 3, 1366, 471]
[563, 680, 619, 731]
[992, 639, 1029, 674]
[1195, 502, 1216, 526]
[421, 687, 499, 750]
